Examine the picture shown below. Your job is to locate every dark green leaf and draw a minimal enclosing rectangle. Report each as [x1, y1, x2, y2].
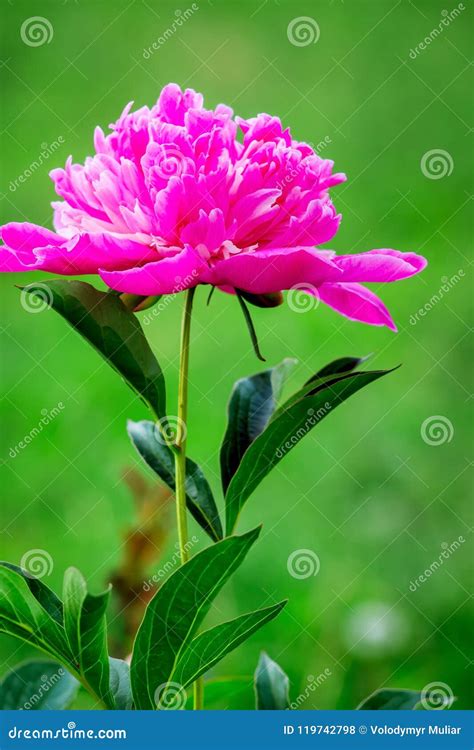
[109, 658, 133, 710]
[236, 291, 266, 361]
[173, 602, 286, 689]
[62, 568, 114, 709]
[305, 355, 370, 385]
[357, 687, 455, 710]
[357, 689, 423, 710]
[0, 565, 73, 666]
[21, 280, 166, 418]
[255, 652, 290, 710]
[225, 368, 394, 534]
[0, 660, 79, 710]
[127, 419, 222, 541]
[220, 359, 297, 493]
[0, 562, 63, 625]
[130, 527, 261, 709]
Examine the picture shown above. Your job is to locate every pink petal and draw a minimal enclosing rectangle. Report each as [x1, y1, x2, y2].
[202, 248, 342, 294]
[0, 223, 157, 275]
[35, 233, 157, 274]
[317, 282, 397, 331]
[1, 222, 63, 251]
[335, 248, 427, 282]
[99, 245, 207, 295]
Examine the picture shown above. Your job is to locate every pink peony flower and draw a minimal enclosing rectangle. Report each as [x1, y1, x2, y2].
[0, 83, 426, 330]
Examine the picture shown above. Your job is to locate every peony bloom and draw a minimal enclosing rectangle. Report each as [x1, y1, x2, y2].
[0, 83, 426, 330]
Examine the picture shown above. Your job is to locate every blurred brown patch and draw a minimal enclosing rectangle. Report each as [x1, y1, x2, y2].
[108, 467, 173, 656]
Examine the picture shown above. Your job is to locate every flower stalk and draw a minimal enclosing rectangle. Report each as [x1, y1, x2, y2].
[174, 287, 195, 565]
[174, 286, 204, 709]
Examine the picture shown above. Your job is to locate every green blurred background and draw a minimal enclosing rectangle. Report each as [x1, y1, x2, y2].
[1, 0, 472, 709]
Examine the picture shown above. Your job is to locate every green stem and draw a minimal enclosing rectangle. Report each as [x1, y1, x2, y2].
[174, 287, 195, 564]
[193, 675, 204, 710]
[174, 287, 204, 709]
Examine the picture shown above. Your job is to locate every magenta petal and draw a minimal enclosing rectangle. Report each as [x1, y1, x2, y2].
[317, 282, 397, 331]
[45, 233, 157, 273]
[202, 248, 342, 294]
[99, 245, 207, 295]
[336, 249, 427, 282]
[1, 224, 158, 275]
[0, 248, 37, 272]
[1, 222, 63, 251]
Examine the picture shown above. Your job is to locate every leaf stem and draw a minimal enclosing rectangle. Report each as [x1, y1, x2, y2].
[174, 287, 204, 709]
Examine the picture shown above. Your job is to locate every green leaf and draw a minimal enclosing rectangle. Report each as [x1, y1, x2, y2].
[0, 660, 79, 710]
[21, 280, 166, 418]
[275, 357, 372, 415]
[0, 564, 126, 710]
[62, 568, 114, 709]
[130, 527, 261, 709]
[0, 562, 63, 625]
[127, 419, 222, 541]
[109, 658, 133, 710]
[173, 602, 286, 689]
[220, 359, 297, 494]
[305, 355, 370, 385]
[357, 688, 423, 710]
[225, 368, 394, 534]
[357, 687, 455, 710]
[255, 651, 290, 709]
[0, 565, 73, 666]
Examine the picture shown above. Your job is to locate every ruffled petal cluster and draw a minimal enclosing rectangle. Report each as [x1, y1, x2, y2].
[0, 83, 426, 329]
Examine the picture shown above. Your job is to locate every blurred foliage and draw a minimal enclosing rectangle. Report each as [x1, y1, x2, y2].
[0, 0, 472, 708]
